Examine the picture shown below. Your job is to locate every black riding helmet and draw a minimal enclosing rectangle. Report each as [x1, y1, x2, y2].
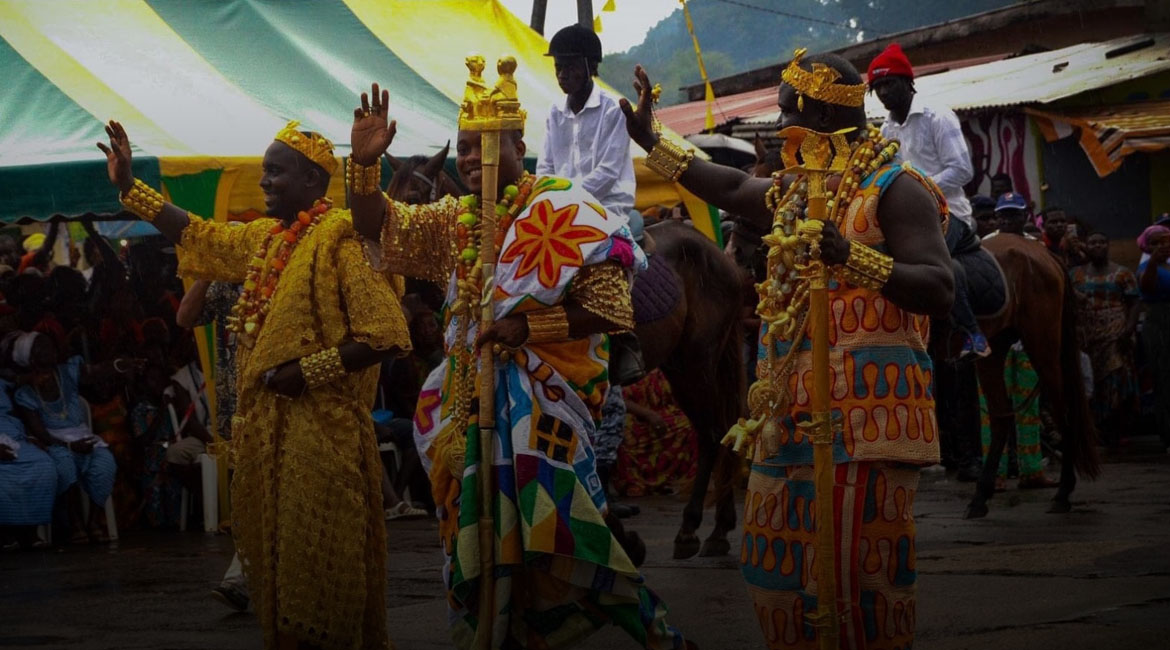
[545, 24, 602, 64]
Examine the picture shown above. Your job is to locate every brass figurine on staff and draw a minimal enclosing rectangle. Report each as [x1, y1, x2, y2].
[724, 125, 854, 649]
[457, 54, 526, 650]
[781, 125, 853, 650]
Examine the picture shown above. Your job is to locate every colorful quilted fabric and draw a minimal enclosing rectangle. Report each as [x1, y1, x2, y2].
[744, 162, 944, 649]
[978, 344, 1045, 479]
[742, 462, 919, 649]
[754, 163, 942, 468]
[393, 177, 682, 649]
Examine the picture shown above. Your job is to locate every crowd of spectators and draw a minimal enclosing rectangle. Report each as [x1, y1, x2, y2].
[0, 222, 210, 549]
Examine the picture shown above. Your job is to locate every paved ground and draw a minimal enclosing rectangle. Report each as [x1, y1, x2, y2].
[3, 435, 1169, 650]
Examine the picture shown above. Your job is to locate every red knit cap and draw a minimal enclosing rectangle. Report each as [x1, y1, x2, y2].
[867, 42, 914, 83]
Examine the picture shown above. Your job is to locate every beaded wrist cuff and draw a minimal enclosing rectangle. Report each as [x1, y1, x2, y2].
[838, 241, 893, 291]
[346, 156, 381, 196]
[120, 178, 165, 222]
[645, 137, 695, 182]
[299, 347, 347, 389]
[525, 307, 571, 344]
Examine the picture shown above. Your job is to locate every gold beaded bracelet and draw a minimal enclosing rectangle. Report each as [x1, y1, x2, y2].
[346, 156, 381, 196]
[299, 347, 347, 389]
[120, 178, 165, 222]
[644, 137, 695, 182]
[524, 307, 571, 344]
[838, 241, 894, 291]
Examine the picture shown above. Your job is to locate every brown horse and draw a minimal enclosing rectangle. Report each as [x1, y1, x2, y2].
[965, 235, 1099, 517]
[635, 220, 746, 559]
[384, 160, 747, 560]
[384, 141, 463, 206]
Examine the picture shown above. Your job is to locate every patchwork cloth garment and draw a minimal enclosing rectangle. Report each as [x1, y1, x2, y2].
[177, 211, 410, 650]
[381, 176, 684, 649]
[743, 162, 942, 649]
[615, 370, 698, 497]
[978, 344, 1045, 479]
[1071, 263, 1140, 428]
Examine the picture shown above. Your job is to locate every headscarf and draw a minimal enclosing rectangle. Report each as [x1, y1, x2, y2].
[1137, 225, 1170, 253]
[10, 331, 43, 369]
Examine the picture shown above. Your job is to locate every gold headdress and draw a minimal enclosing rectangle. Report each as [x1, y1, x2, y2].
[273, 120, 338, 176]
[458, 55, 526, 132]
[780, 48, 866, 111]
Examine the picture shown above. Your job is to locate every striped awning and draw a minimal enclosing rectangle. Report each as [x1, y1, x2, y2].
[0, 0, 720, 242]
[1027, 100, 1170, 177]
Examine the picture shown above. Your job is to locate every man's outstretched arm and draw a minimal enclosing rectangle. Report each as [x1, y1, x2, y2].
[348, 83, 396, 241]
[96, 120, 190, 244]
[619, 65, 772, 228]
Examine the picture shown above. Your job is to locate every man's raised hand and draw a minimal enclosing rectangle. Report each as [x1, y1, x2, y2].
[618, 65, 658, 152]
[351, 83, 397, 166]
[95, 120, 133, 193]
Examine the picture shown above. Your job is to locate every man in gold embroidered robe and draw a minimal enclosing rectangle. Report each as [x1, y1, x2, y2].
[97, 120, 410, 650]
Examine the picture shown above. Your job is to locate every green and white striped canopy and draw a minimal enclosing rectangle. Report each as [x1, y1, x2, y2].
[0, 0, 720, 242]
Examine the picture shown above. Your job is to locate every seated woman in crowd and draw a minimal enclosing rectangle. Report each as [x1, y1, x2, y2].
[0, 370, 57, 550]
[10, 331, 122, 543]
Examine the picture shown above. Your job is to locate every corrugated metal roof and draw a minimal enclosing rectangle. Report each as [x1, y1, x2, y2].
[742, 33, 1170, 126]
[655, 86, 778, 136]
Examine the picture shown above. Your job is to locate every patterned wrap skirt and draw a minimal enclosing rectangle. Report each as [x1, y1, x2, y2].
[741, 461, 919, 649]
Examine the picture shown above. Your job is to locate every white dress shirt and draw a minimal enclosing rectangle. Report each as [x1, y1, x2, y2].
[536, 82, 635, 222]
[881, 95, 974, 226]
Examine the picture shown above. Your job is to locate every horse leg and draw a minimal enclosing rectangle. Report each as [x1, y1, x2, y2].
[966, 345, 1012, 519]
[1017, 317, 1076, 513]
[675, 440, 712, 559]
[699, 446, 738, 557]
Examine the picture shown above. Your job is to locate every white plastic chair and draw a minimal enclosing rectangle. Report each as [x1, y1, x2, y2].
[169, 404, 218, 532]
[377, 440, 409, 503]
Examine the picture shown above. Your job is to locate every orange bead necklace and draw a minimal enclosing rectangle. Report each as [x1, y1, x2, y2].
[227, 198, 330, 343]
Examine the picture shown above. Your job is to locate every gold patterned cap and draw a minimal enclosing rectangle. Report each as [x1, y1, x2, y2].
[458, 54, 526, 132]
[273, 120, 338, 176]
[780, 48, 866, 110]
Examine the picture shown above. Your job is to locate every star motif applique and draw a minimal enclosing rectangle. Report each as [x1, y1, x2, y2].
[500, 198, 606, 289]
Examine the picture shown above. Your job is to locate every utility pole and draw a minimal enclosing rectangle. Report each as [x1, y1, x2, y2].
[577, 0, 593, 28]
[530, 0, 548, 34]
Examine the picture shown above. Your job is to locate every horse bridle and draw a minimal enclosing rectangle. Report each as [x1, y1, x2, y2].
[412, 170, 440, 202]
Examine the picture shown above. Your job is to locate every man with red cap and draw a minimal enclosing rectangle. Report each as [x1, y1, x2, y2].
[869, 42, 990, 359]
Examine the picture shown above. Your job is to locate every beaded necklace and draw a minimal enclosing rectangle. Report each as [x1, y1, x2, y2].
[447, 172, 536, 437]
[227, 198, 331, 345]
[756, 126, 897, 345]
[748, 127, 898, 423]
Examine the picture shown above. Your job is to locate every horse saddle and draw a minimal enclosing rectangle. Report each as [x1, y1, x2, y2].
[631, 251, 682, 325]
[957, 247, 1008, 318]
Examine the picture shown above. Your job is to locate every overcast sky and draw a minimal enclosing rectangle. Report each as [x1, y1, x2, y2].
[497, 0, 679, 54]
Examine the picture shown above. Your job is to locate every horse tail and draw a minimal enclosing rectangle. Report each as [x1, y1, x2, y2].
[1060, 271, 1101, 479]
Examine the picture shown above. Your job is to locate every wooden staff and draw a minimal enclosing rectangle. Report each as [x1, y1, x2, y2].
[780, 126, 851, 650]
[458, 53, 524, 650]
[474, 128, 501, 650]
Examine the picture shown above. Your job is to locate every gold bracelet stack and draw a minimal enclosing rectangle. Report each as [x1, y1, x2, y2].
[525, 307, 571, 344]
[645, 137, 695, 182]
[120, 178, 165, 222]
[299, 347, 347, 389]
[837, 241, 894, 291]
[346, 156, 381, 195]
